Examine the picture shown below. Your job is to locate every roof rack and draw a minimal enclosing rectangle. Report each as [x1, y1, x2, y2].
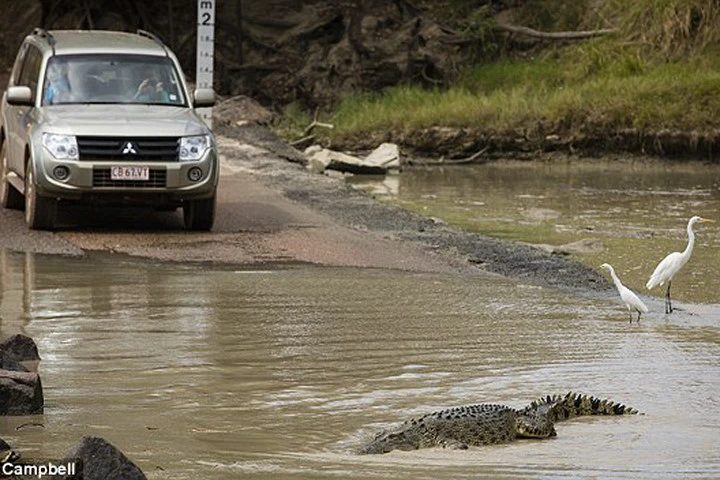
[136, 29, 168, 56]
[32, 28, 56, 55]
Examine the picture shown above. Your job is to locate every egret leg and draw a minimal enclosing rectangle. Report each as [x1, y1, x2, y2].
[636, 310, 641, 323]
[665, 282, 673, 314]
[628, 310, 633, 323]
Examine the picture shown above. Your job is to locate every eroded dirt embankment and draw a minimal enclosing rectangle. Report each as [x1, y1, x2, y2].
[329, 125, 720, 162]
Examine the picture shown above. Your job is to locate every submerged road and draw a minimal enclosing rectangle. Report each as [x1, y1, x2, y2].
[0, 125, 607, 291]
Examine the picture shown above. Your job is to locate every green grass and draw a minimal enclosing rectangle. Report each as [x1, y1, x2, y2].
[323, 46, 720, 142]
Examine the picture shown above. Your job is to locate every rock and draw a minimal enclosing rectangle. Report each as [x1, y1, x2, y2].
[0, 352, 29, 372]
[363, 143, 400, 169]
[0, 370, 44, 415]
[521, 207, 561, 221]
[303, 145, 387, 174]
[0, 437, 20, 464]
[212, 95, 275, 126]
[54, 436, 146, 480]
[555, 238, 605, 255]
[0, 334, 41, 362]
[530, 238, 604, 256]
[0, 438, 13, 452]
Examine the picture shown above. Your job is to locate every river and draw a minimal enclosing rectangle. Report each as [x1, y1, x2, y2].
[1, 232, 719, 478]
[1, 158, 720, 479]
[349, 159, 720, 305]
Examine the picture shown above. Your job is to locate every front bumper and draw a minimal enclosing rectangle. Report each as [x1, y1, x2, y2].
[33, 147, 219, 204]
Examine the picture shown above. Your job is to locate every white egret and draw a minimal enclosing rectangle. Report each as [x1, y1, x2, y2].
[600, 263, 649, 323]
[646, 216, 713, 314]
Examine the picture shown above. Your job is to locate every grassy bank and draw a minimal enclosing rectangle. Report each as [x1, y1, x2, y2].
[277, 0, 720, 159]
[330, 53, 720, 133]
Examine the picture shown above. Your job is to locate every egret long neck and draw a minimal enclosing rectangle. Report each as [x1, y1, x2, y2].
[608, 269, 623, 290]
[683, 221, 696, 257]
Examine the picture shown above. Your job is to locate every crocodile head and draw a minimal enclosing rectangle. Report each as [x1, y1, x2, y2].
[514, 405, 557, 439]
[359, 428, 419, 454]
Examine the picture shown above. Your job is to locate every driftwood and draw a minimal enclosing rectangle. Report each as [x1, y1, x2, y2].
[493, 23, 617, 40]
[290, 134, 316, 147]
[289, 109, 335, 147]
[406, 146, 490, 166]
[442, 22, 617, 46]
[303, 111, 334, 135]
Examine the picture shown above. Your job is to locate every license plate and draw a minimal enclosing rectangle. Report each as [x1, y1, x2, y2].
[111, 166, 149, 181]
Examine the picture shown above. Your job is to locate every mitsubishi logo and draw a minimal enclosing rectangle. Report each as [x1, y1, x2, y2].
[121, 141, 138, 155]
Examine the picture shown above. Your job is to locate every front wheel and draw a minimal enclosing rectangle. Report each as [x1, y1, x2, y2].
[183, 194, 216, 231]
[1, 141, 24, 210]
[24, 162, 57, 230]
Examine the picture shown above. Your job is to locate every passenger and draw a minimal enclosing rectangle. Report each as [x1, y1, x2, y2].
[43, 63, 70, 105]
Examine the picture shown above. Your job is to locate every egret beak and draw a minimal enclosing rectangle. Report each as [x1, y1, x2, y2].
[699, 217, 715, 223]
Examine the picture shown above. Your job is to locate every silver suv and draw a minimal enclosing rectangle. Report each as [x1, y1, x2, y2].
[1, 29, 218, 231]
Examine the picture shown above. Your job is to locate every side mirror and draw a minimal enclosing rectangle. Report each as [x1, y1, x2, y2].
[193, 88, 215, 108]
[6, 86, 33, 106]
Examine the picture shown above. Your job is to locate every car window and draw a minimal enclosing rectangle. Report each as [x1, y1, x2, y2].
[42, 54, 187, 107]
[10, 43, 29, 86]
[17, 45, 43, 100]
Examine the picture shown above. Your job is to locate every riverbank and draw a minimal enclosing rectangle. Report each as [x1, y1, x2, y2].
[279, 53, 720, 160]
[274, 2, 720, 162]
[215, 123, 608, 293]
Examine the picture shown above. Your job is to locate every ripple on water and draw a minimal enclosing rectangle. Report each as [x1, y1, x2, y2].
[0, 251, 719, 479]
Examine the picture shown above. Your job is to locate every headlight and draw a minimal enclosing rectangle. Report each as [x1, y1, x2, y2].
[42, 133, 78, 160]
[179, 135, 210, 162]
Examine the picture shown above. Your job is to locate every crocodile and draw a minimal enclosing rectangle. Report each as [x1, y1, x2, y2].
[359, 392, 639, 454]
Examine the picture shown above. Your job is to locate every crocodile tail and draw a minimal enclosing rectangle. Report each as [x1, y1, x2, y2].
[549, 392, 640, 421]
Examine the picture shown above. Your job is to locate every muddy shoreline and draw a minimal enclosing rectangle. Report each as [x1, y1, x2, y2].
[328, 125, 720, 162]
[216, 123, 610, 293]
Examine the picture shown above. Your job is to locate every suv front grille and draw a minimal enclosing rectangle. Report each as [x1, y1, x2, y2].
[78, 136, 179, 161]
[93, 168, 167, 188]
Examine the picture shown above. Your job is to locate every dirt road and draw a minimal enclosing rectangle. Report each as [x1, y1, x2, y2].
[0, 125, 609, 291]
[0, 128, 470, 274]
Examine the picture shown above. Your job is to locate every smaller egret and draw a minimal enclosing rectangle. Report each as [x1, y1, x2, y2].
[600, 263, 649, 323]
[646, 216, 713, 314]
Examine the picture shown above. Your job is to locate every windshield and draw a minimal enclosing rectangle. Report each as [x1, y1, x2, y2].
[42, 54, 187, 106]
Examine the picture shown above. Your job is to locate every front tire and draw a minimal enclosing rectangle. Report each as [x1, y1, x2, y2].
[1, 141, 24, 210]
[24, 162, 57, 230]
[183, 194, 216, 231]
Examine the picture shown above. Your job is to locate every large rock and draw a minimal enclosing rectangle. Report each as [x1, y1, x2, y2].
[54, 436, 146, 480]
[304, 144, 397, 174]
[0, 334, 41, 362]
[363, 143, 401, 170]
[0, 370, 44, 415]
[0, 352, 29, 372]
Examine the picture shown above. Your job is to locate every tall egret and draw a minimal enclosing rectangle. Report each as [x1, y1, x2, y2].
[600, 263, 649, 323]
[646, 216, 713, 314]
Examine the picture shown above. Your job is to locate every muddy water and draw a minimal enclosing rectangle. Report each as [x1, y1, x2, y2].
[350, 160, 720, 305]
[1, 249, 719, 479]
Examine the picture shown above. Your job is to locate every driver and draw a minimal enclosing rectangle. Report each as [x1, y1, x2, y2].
[133, 77, 169, 103]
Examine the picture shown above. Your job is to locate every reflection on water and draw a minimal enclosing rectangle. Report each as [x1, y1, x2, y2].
[349, 160, 720, 305]
[0, 250, 719, 479]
